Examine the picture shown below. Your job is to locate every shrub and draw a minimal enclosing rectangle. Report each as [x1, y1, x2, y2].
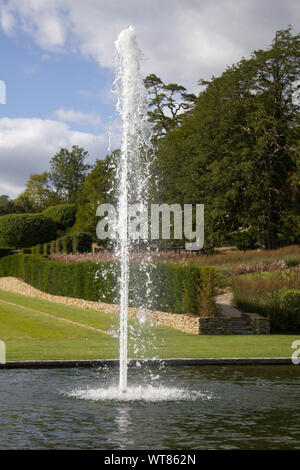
[61, 235, 73, 254]
[43, 243, 50, 256]
[72, 232, 93, 253]
[42, 204, 76, 231]
[0, 254, 217, 316]
[32, 244, 43, 255]
[233, 229, 258, 251]
[0, 214, 57, 248]
[279, 290, 300, 331]
[55, 238, 63, 253]
[49, 240, 56, 255]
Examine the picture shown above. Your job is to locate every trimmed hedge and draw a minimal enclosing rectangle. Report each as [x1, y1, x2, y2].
[32, 244, 42, 255]
[0, 254, 217, 315]
[61, 235, 73, 254]
[0, 214, 57, 248]
[42, 204, 76, 231]
[43, 243, 50, 256]
[36, 232, 93, 255]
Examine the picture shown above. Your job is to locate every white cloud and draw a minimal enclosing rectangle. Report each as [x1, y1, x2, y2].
[0, 2, 15, 35]
[1, 0, 299, 92]
[0, 117, 109, 197]
[0, 0, 67, 49]
[54, 107, 101, 126]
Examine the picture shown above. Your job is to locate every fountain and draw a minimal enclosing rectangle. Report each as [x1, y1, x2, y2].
[0, 26, 297, 452]
[113, 26, 153, 393]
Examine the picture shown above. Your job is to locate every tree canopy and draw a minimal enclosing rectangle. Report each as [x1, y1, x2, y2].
[49, 145, 92, 203]
[152, 27, 300, 249]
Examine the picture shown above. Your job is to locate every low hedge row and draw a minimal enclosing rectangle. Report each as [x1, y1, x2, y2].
[0, 254, 217, 315]
[31, 232, 93, 255]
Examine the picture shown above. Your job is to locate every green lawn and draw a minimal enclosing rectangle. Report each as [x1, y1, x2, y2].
[0, 289, 298, 361]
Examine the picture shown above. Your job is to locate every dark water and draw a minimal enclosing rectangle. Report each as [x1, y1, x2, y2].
[0, 365, 299, 449]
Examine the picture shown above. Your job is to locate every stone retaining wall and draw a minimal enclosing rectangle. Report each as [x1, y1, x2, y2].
[198, 314, 270, 335]
[244, 313, 270, 334]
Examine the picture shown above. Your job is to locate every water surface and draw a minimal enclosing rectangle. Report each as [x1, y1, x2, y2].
[0, 366, 299, 449]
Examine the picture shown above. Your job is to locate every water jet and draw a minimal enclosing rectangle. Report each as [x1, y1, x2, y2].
[114, 26, 153, 393]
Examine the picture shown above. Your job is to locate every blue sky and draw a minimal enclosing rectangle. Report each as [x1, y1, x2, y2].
[0, 0, 299, 197]
[0, 25, 115, 132]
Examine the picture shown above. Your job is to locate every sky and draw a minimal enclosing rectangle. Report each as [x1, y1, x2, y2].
[0, 0, 299, 198]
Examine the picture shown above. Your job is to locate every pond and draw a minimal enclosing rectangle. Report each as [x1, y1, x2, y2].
[0, 365, 299, 449]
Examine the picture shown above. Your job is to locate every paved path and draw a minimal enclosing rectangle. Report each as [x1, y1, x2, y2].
[215, 290, 242, 318]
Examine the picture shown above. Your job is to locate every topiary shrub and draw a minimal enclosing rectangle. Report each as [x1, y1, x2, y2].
[55, 238, 63, 253]
[0, 214, 57, 248]
[43, 243, 50, 256]
[42, 204, 76, 231]
[32, 244, 43, 255]
[61, 235, 73, 254]
[72, 232, 93, 253]
[49, 240, 56, 255]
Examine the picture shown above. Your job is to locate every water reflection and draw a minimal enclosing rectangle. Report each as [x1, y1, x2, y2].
[110, 406, 134, 449]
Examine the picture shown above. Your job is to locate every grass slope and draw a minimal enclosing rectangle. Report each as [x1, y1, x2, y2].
[0, 289, 298, 361]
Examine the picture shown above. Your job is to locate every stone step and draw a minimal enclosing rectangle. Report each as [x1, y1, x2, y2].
[231, 317, 254, 334]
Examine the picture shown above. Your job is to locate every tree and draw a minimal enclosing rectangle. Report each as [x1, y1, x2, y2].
[153, 27, 300, 249]
[49, 146, 92, 203]
[144, 74, 196, 138]
[12, 194, 35, 214]
[229, 27, 300, 248]
[72, 151, 117, 235]
[0, 195, 14, 216]
[15, 172, 57, 212]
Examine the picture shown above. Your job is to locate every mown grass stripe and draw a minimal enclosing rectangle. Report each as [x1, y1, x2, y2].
[0, 298, 111, 336]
